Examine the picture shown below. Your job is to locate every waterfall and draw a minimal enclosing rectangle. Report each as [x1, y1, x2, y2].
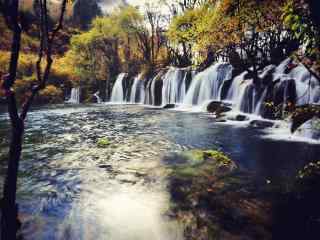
[94, 91, 102, 104]
[226, 72, 257, 112]
[144, 68, 193, 106]
[145, 73, 158, 105]
[161, 68, 188, 105]
[67, 87, 80, 104]
[107, 58, 320, 123]
[254, 89, 268, 115]
[130, 74, 145, 103]
[278, 61, 320, 105]
[183, 63, 233, 106]
[225, 58, 320, 116]
[145, 72, 158, 105]
[111, 73, 127, 103]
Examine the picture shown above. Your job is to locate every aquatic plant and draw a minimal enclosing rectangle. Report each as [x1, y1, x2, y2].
[97, 137, 111, 147]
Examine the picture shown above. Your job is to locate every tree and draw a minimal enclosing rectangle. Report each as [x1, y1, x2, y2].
[66, 4, 170, 101]
[167, 0, 297, 79]
[72, 0, 101, 29]
[0, 0, 69, 239]
[167, 6, 201, 66]
[283, 0, 320, 78]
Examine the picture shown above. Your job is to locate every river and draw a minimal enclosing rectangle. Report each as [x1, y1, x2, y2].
[0, 104, 319, 239]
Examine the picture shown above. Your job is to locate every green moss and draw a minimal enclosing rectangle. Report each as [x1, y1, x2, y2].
[297, 161, 320, 180]
[182, 150, 206, 165]
[202, 150, 232, 166]
[97, 137, 110, 147]
[170, 150, 234, 178]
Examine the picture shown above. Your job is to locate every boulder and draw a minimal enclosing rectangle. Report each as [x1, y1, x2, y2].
[291, 104, 320, 133]
[206, 101, 232, 115]
[163, 103, 176, 109]
[294, 117, 320, 140]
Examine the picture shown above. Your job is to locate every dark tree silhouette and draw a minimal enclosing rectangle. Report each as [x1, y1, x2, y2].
[0, 0, 69, 239]
[72, 0, 101, 29]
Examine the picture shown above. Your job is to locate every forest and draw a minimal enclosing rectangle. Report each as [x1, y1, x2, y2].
[0, 0, 320, 239]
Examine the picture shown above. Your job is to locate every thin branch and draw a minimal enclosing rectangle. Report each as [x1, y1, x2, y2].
[20, 0, 68, 120]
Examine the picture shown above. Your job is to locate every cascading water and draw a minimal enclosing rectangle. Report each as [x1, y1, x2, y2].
[111, 73, 127, 103]
[161, 68, 189, 105]
[226, 72, 255, 112]
[111, 58, 320, 124]
[225, 58, 320, 116]
[183, 63, 233, 106]
[145, 71, 163, 105]
[106, 58, 320, 141]
[276, 60, 320, 106]
[94, 91, 102, 104]
[254, 89, 268, 115]
[130, 74, 145, 104]
[67, 87, 80, 104]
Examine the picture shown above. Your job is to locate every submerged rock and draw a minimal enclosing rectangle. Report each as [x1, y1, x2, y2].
[167, 150, 236, 178]
[98, 164, 112, 170]
[227, 114, 249, 121]
[97, 137, 110, 147]
[167, 150, 272, 240]
[249, 119, 274, 129]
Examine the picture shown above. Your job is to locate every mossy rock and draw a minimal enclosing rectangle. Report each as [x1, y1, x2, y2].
[97, 137, 111, 147]
[169, 150, 236, 179]
[167, 150, 272, 240]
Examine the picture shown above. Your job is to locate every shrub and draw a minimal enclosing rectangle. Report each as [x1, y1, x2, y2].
[39, 85, 63, 104]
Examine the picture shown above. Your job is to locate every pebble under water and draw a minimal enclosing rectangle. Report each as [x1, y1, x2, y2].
[0, 104, 320, 240]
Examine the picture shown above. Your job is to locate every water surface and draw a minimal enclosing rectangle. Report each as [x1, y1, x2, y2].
[0, 104, 319, 239]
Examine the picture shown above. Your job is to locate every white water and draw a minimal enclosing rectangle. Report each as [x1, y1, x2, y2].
[94, 91, 102, 104]
[183, 63, 232, 106]
[278, 60, 320, 105]
[161, 68, 187, 105]
[111, 73, 127, 103]
[108, 59, 320, 140]
[145, 71, 163, 105]
[226, 72, 251, 111]
[67, 88, 80, 104]
[112, 59, 320, 112]
[225, 59, 320, 116]
[130, 74, 145, 104]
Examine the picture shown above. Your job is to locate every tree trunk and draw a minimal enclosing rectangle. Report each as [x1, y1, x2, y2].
[1, 119, 24, 240]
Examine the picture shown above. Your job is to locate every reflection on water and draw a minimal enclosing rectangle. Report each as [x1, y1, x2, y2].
[0, 104, 319, 239]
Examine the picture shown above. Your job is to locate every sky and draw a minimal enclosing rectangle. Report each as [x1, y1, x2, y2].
[99, 0, 168, 13]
